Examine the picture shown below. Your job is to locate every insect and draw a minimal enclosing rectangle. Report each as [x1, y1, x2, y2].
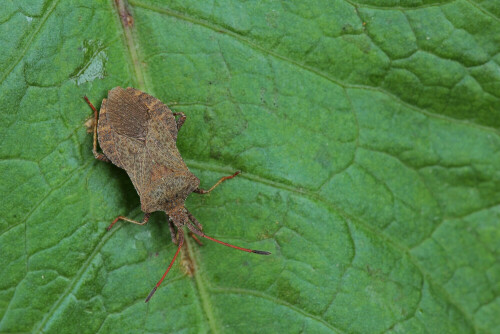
[84, 87, 270, 302]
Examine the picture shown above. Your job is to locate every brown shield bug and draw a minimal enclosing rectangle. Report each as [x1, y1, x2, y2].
[84, 87, 270, 302]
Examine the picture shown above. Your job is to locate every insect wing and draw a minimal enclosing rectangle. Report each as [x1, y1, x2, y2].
[106, 87, 150, 140]
[99, 87, 190, 206]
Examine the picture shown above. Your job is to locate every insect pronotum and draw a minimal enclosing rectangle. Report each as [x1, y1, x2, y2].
[84, 87, 270, 302]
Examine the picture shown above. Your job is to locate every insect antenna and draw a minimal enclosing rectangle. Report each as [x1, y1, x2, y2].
[145, 232, 184, 303]
[185, 218, 271, 255]
[145, 213, 270, 302]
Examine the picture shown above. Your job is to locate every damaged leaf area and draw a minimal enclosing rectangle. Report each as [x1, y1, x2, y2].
[1, 0, 499, 333]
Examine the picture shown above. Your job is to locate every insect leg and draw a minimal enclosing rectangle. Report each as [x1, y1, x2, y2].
[145, 229, 184, 302]
[186, 210, 203, 230]
[172, 112, 186, 131]
[168, 220, 177, 244]
[106, 212, 151, 231]
[175, 210, 203, 244]
[189, 232, 204, 245]
[194, 171, 241, 194]
[83, 96, 110, 162]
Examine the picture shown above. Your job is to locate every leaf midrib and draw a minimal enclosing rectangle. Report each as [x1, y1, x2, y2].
[111, 0, 222, 332]
[115, 0, 147, 91]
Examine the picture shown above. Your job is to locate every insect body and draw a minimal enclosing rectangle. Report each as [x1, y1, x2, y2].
[84, 87, 270, 302]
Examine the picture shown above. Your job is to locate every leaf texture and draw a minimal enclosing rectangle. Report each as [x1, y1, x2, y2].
[1, 0, 499, 333]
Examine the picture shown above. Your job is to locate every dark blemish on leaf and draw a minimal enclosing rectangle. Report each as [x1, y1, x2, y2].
[342, 24, 354, 34]
[115, 0, 134, 27]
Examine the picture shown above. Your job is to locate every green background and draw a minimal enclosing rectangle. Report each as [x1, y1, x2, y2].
[1, 0, 500, 333]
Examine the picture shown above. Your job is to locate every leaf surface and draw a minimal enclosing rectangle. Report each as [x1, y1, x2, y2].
[1, 0, 499, 333]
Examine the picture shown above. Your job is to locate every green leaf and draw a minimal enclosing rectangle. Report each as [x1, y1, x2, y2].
[1, 0, 499, 333]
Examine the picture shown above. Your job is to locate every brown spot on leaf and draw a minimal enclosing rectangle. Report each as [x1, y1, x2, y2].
[84, 117, 95, 133]
[115, 0, 134, 27]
